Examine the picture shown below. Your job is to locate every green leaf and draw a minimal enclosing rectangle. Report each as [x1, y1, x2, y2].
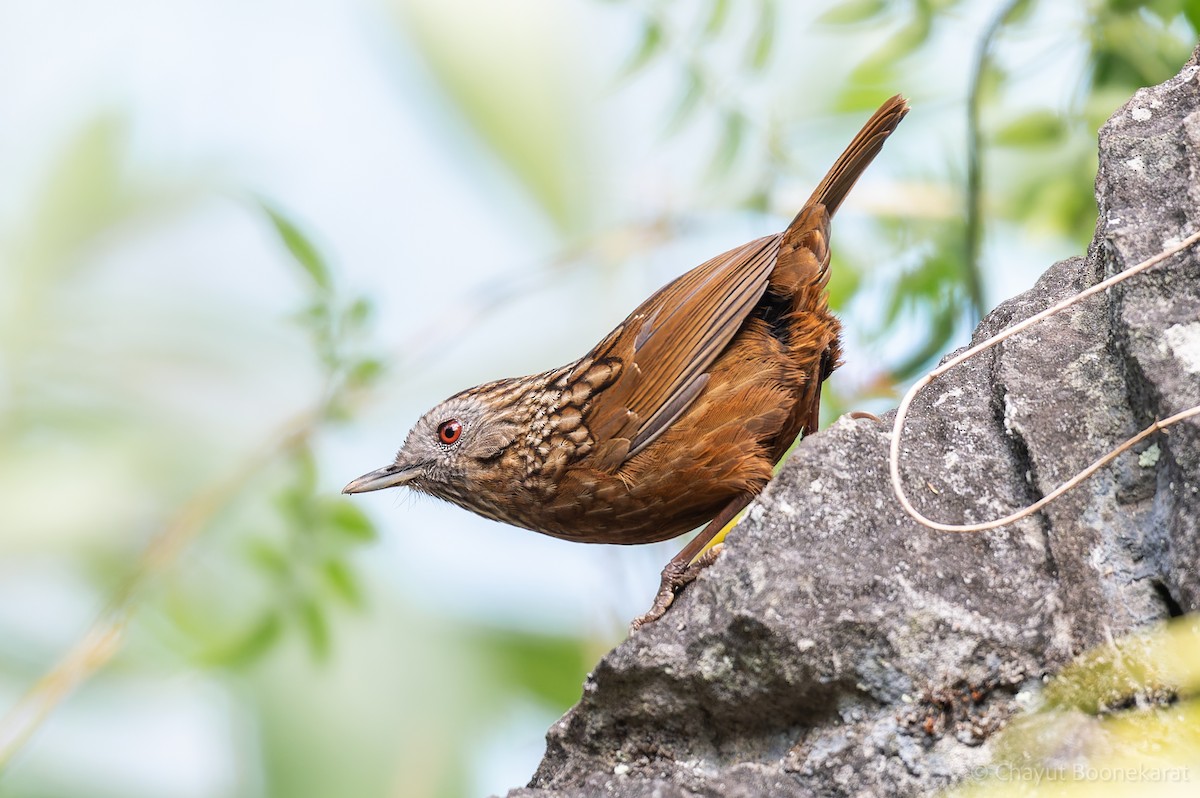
[992, 109, 1066, 148]
[472, 628, 591, 708]
[261, 203, 332, 293]
[925, 0, 964, 10]
[207, 613, 284, 668]
[247, 540, 291, 580]
[860, 15, 932, 69]
[297, 598, 331, 661]
[344, 296, 373, 331]
[748, 2, 776, 71]
[622, 19, 665, 77]
[1186, 0, 1200, 32]
[741, 187, 770, 214]
[25, 113, 141, 278]
[1003, 0, 1037, 25]
[817, 0, 888, 25]
[704, 0, 730, 34]
[401, 2, 590, 232]
[293, 300, 330, 331]
[976, 59, 1007, 106]
[323, 559, 364, 608]
[346, 357, 385, 389]
[665, 66, 704, 134]
[709, 110, 747, 177]
[840, 57, 900, 112]
[323, 500, 377, 543]
[1135, 0, 1167, 22]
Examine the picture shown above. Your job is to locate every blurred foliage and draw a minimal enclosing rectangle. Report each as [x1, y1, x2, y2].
[611, 0, 784, 197]
[608, 0, 1199, 385]
[0, 114, 192, 435]
[262, 202, 386, 421]
[0, 90, 604, 796]
[2, 2, 1198, 797]
[948, 616, 1200, 797]
[163, 203, 386, 666]
[398, 0, 596, 233]
[171, 446, 381, 666]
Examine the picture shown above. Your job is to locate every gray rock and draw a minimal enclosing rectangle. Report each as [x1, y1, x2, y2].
[503, 47, 1200, 798]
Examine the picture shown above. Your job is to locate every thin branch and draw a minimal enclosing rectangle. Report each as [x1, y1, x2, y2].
[0, 411, 317, 771]
[964, 0, 1026, 321]
[889, 228, 1200, 533]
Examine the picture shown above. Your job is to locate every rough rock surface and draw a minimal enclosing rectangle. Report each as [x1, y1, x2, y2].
[504, 50, 1200, 798]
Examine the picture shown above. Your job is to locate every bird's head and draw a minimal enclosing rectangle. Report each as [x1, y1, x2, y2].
[342, 381, 525, 503]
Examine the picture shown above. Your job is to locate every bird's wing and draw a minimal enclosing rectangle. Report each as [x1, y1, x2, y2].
[584, 234, 780, 468]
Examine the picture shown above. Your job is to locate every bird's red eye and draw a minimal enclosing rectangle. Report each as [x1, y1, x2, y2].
[436, 419, 462, 445]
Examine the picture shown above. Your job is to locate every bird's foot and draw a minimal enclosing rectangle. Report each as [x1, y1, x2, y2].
[630, 543, 725, 631]
[848, 410, 880, 422]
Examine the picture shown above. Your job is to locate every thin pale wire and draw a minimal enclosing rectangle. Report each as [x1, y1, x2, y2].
[889, 230, 1200, 533]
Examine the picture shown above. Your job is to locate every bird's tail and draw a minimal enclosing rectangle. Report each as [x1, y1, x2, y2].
[776, 95, 908, 291]
[770, 95, 908, 446]
[804, 94, 909, 218]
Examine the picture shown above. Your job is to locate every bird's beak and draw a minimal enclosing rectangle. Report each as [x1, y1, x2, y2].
[342, 462, 424, 494]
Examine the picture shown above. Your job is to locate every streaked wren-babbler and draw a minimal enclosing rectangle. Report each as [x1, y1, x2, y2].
[345, 96, 909, 628]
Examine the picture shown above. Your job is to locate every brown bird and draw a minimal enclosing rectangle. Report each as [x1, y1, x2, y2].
[345, 96, 908, 627]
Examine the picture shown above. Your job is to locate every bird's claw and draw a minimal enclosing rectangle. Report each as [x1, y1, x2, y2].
[630, 544, 725, 631]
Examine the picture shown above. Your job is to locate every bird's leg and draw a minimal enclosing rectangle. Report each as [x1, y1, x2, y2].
[630, 493, 755, 630]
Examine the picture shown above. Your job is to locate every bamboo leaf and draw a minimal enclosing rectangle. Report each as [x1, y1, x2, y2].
[665, 66, 704, 134]
[298, 598, 331, 660]
[748, 2, 776, 71]
[472, 628, 591, 708]
[261, 203, 332, 293]
[1186, 0, 1200, 32]
[622, 19, 665, 77]
[992, 109, 1066, 148]
[817, 0, 888, 25]
[1003, 0, 1037, 25]
[860, 15, 932, 69]
[709, 110, 747, 177]
[704, 0, 730, 35]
